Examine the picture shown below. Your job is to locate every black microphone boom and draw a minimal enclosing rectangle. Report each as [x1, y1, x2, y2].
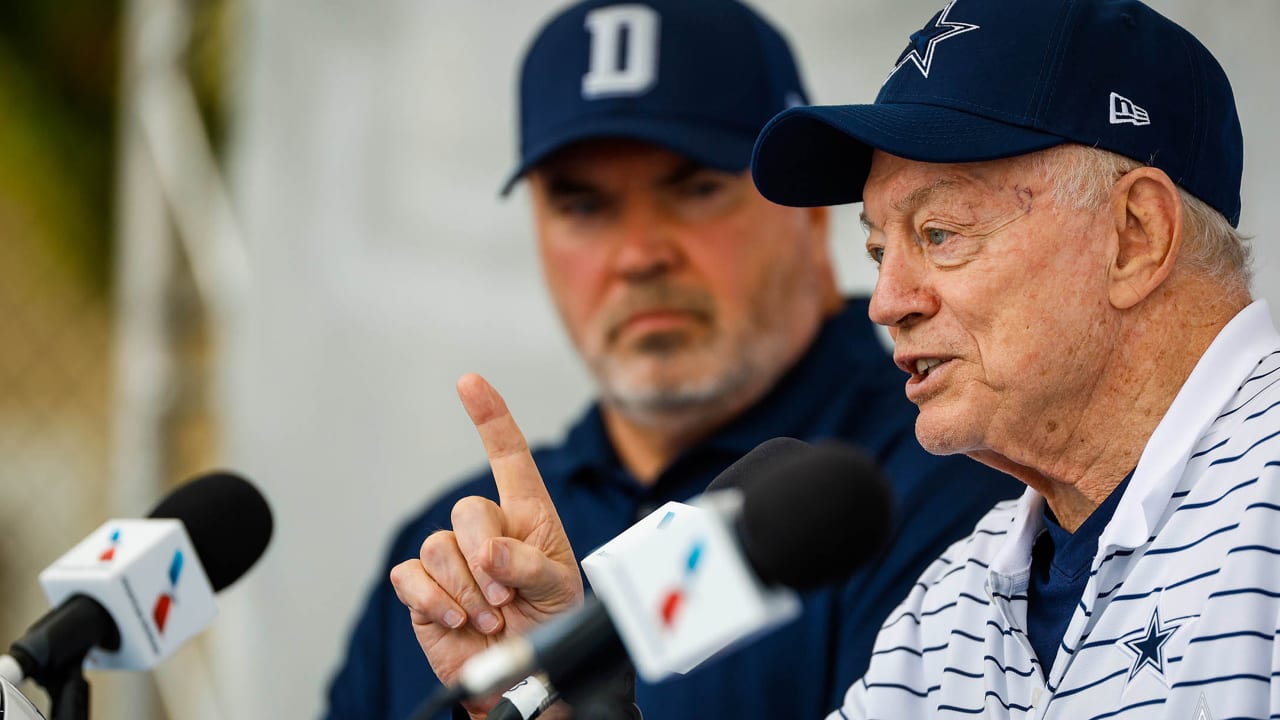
[736, 440, 891, 590]
[703, 436, 812, 495]
[148, 471, 274, 592]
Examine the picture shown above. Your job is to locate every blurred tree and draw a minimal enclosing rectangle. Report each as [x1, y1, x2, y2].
[0, 3, 232, 717]
[0, 1, 118, 296]
[0, 0, 232, 296]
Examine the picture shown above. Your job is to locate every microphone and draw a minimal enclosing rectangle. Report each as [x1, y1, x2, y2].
[704, 436, 812, 495]
[585, 439, 890, 681]
[481, 436, 817, 720]
[428, 438, 890, 720]
[1, 471, 273, 691]
[484, 673, 557, 720]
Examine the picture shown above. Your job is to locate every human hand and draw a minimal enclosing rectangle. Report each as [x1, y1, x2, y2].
[391, 373, 584, 718]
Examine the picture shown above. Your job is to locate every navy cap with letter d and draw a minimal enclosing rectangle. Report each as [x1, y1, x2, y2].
[503, 0, 809, 194]
[752, 0, 1244, 226]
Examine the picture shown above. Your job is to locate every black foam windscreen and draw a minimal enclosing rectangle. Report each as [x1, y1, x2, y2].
[735, 440, 892, 591]
[148, 471, 274, 592]
[704, 436, 812, 495]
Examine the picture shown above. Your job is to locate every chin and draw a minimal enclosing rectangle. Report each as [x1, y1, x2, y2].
[912, 410, 984, 458]
[605, 372, 729, 414]
[598, 356, 750, 417]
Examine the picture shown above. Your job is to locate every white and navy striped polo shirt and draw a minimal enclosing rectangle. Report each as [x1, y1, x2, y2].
[830, 301, 1280, 720]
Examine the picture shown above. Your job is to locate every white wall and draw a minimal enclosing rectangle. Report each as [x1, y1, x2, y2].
[210, 2, 1280, 718]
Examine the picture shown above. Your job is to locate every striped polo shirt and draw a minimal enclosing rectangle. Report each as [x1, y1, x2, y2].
[830, 300, 1280, 720]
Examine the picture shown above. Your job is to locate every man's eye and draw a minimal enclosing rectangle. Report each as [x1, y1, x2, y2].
[867, 246, 885, 265]
[924, 228, 951, 246]
[680, 178, 725, 198]
[558, 196, 604, 216]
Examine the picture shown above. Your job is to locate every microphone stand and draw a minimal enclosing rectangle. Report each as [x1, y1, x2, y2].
[561, 664, 641, 720]
[38, 655, 91, 720]
[572, 693, 641, 720]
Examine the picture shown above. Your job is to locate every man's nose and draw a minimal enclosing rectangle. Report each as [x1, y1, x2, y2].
[868, 245, 939, 329]
[610, 207, 681, 281]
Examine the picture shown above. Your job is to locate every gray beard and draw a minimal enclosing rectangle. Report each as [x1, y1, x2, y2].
[593, 346, 758, 421]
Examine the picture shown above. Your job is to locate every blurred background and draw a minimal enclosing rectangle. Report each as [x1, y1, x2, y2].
[1, 0, 1276, 718]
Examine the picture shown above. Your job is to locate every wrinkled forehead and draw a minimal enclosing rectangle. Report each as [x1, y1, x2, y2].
[861, 150, 1044, 222]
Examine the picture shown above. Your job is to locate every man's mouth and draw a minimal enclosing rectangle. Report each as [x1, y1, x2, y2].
[915, 358, 944, 377]
[607, 305, 712, 344]
[616, 308, 695, 337]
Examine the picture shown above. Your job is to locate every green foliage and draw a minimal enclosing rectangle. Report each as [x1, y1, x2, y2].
[0, 0, 121, 296]
[0, 0, 233, 299]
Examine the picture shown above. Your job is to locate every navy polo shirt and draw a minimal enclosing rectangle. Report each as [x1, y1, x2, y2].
[1027, 473, 1133, 676]
[323, 299, 1023, 720]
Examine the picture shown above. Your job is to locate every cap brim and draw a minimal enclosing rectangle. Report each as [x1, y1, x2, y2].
[501, 115, 758, 196]
[750, 103, 1068, 207]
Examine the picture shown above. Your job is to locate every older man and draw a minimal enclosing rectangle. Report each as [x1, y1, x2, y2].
[395, 0, 1280, 718]
[748, 0, 1276, 717]
[328, 0, 1019, 719]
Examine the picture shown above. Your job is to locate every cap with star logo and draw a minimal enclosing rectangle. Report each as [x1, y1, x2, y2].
[750, 0, 1244, 227]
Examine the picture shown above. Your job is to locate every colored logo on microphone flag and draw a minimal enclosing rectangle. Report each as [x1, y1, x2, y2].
[152, 596, 172, 633]
[659, 539, 704, 629]
[152, 549, 184, 633]
[99, 528, 121, 562]
[584, 499, 803, 681]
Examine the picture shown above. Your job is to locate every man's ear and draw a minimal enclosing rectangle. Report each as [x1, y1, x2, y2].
[1107, 167, 1184, 310]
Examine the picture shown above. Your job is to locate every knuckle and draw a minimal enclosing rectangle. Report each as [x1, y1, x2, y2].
[450, 495, 497, 525]
[419, 530, 457, 566]
[454, 583, 487, 610]
[388, 560, 415, 589]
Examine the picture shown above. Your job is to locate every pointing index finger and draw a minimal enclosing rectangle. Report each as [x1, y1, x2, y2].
[456, 373, 555, 515]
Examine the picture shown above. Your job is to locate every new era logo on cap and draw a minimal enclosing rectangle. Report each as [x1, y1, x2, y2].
[1110, 92, 1151, 126]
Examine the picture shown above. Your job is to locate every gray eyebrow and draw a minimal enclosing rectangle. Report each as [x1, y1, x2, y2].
[859, 178, 960, 232]
[892, 178, 960, 214]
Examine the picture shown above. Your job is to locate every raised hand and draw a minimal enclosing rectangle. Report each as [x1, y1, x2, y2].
[390, 373, 584, 717]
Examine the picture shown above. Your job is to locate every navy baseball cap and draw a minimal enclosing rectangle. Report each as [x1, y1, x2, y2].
[751, 0, 1244, 226]
[502, 0, 809, 194]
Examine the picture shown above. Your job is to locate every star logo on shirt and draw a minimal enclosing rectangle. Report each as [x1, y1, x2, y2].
[1193, 692, 1214, 720]
[1119, 606, 1180, 685]
[888, 0, 980, 80]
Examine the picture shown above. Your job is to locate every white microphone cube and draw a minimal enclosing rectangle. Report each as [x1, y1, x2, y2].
[38, 519, 217, 671]
[582, 500, 800, 683]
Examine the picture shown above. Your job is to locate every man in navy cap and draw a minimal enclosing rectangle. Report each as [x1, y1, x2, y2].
[751, 0, 1275, 717]
[326, 1, 1018, 718]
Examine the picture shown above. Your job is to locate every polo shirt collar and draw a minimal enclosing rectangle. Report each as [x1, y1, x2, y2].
[1106, 299, 1279, 551]
[553, 299, 886, 488]
[703, 299, 887, 458]
[992, 300, 1279, 577]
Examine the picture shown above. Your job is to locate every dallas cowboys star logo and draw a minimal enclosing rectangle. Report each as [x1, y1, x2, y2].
[1193, 692, 1214, 720]
[888, 0, 980, 80]
[1119, 606, 1180, 685]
